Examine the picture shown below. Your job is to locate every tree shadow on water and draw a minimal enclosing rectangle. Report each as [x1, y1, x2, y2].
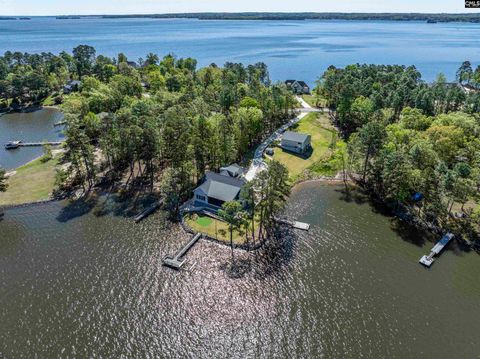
[218, 226, 298, 280]
[220, 258, 253, 279]
[254, 226, 298, 279]
[56, 196, 99, 222]
[389, 218, 432, 247]
[56, 189, 158, 223]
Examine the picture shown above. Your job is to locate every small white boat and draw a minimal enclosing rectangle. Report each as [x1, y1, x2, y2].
[4, 141, 22, 149]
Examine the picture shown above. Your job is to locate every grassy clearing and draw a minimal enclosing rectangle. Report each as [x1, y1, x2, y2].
[302, 94, 327, 108]
[185, 213, 257, 245]
[41, 95, 56, 106]
[0, 157, 58, 206]
[270, 112, 342, 180]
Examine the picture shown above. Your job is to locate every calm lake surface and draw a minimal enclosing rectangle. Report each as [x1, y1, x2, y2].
[1, 183, 479, 358]
[2, 18, 480, 84]
[0, 108, 64, 170]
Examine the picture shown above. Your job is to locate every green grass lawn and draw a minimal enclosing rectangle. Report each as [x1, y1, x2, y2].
[196, 215, 213, 227]
[0, 157, 58, 206]
[302, 94, 327, 108]
[41, 95, 56, 106]
[185, 213, 258, 245]
[270, 112, 342, 180]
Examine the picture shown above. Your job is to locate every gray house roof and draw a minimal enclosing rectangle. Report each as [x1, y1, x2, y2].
[285, 80, 309, 88]
[282, 131, 310, 144]
[195, 172, 245, 202]
[295, 80, 309, 88]
[219, 163, 244, 178]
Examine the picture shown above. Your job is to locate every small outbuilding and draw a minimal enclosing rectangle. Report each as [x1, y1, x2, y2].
[63, 80, 81, 94]
[281, 131, 311, 154]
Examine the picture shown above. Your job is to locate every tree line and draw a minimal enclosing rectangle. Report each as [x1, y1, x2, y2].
[39, 46, 297, 213]
[102, 13, 480, 23]
[318, 63, 480, 242]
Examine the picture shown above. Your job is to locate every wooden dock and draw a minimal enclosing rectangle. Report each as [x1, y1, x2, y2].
[19, 141, 63, 147]
[419, 233, 454, 267]
[163, 233, 203, 270]
[134, 200, 162, 223]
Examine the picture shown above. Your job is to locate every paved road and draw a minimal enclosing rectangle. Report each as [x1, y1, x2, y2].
[244, 96, 321, 181]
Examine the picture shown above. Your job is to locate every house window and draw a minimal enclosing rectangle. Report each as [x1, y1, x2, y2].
[196, 195, 206, 201]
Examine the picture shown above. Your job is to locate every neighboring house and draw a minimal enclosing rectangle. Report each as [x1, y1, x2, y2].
[63, 80, 81, 94]
[285, 80, 310, 94]
[127, 61, 138, 69]
[193, 171, 246, 209]
[281, 131, 312, 154]
[219, 163, 244, 178]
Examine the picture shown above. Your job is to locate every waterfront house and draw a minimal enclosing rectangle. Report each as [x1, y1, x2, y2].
[281, 131, 311, 154]
[285, 80, 310, 94]
[63, 80, 81, 94]
[193, 170, 246, 210]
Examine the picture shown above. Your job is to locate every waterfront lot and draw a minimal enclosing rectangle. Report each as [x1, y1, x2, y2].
[0, 157, 57, 206]
[269, 112, 340, 180]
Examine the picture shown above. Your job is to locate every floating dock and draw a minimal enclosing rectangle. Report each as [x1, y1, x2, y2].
[163, 233, 203, 270]
[419, 233, 454, 267]
[275, 217, 310, 231]
[134, 200, 162, 223]
[293, 221, 310, 230]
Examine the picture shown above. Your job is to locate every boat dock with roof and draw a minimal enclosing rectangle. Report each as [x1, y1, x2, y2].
[419, 233, 454, 267]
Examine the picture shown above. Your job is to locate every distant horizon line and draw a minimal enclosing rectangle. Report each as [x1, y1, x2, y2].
[2, 11, 480, 17]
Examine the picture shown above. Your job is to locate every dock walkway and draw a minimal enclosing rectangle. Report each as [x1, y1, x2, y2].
[163, 233, 203, 270]
[419, 233, 454, 267]
[134, 200, 162, 223]
[19, 141, 63, 147]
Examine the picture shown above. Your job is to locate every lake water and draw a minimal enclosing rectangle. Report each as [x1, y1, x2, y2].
[1, 183, 479, 358]
[0, 108, 64, 170]
[2, 18, 480, 84]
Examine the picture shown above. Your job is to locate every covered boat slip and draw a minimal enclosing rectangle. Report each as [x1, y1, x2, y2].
[419, 233, 454, 267]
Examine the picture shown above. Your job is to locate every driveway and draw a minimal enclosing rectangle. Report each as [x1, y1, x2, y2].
[244, 96, 321, 181]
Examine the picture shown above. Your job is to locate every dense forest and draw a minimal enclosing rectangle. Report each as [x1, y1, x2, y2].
[0, 46, 296, 220]
[317, 63, 480, 242]
[101, 13, 480, 23]
[1, 45, 480, 243]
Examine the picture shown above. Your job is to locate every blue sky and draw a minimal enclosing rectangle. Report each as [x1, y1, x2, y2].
[0, 0, 478, 16]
